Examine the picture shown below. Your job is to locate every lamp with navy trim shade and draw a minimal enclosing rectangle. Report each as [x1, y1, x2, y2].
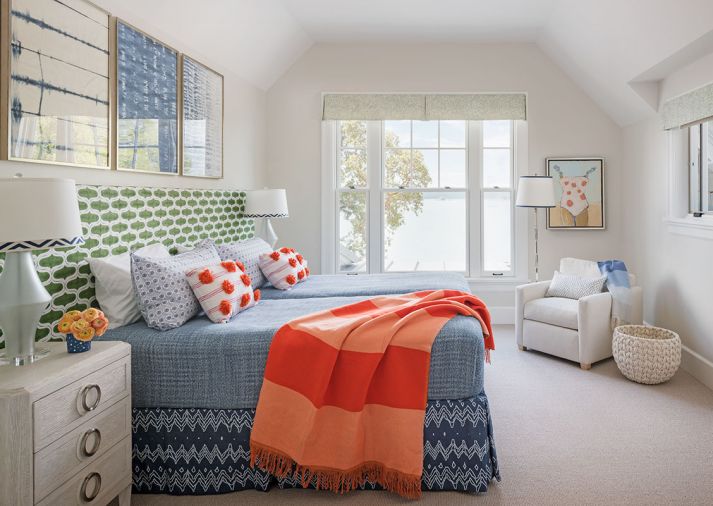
[0, 176, 84, 366]
[516, 175, 555, 282]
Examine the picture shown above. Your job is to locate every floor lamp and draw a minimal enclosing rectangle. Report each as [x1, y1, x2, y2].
[516, 176, 555, 282]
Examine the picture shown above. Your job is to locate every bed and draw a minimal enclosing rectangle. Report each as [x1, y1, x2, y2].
[100, 273, 500, 495]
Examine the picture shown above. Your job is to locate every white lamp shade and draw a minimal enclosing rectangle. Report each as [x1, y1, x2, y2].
[0, 178, 84, 252]
[244, 189, 289, 218]
[516, 176, 555, 208]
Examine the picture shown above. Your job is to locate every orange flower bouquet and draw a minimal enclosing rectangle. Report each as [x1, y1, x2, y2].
[56, 308, 109, 353]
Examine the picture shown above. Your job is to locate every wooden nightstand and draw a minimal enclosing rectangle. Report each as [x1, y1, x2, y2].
[0, 341, 132, 506]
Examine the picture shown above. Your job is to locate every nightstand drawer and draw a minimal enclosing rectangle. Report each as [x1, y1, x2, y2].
[35, 436, 131, 506]
[34, 397, 131, 502]
[33, 356, 130, 450]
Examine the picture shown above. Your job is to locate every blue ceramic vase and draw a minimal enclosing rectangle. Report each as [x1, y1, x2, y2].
[66, 333, 92, 353]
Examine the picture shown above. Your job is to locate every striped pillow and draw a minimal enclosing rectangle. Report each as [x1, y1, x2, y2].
[185, 261, 260, 323]
[258, 247, 310, 290]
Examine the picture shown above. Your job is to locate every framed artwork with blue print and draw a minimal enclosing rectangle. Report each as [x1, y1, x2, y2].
[1, 0, 111, 168]
[182, 55, 223, 179]
[116, 19, 179, 174]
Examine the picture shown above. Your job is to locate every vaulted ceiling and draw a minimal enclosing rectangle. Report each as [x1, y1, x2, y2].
[106, 0, 713, 127]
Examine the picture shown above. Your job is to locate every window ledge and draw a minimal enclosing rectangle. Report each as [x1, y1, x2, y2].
[665, 216, 713, 240]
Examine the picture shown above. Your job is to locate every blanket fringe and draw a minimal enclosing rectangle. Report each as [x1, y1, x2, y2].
[250, 442, 422, 499]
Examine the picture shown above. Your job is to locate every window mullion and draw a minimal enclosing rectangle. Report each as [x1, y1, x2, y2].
[366, 121, 382, 273]
[468, 121, 481, 278]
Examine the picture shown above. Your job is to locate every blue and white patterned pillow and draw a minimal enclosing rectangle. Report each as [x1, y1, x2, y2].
[131, 240, 221, 330]
[214, 237, 272, 289]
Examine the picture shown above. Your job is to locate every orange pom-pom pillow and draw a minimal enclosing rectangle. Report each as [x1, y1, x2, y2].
[185, 260, 260, 323]
[258, 247, 310, 290]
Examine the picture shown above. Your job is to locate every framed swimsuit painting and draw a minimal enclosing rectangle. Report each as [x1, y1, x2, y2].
[1, 0, 111, 168]
[546, 157, 605, 230]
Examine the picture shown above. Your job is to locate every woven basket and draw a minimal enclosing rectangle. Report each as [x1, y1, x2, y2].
[612, 325, 681, 384]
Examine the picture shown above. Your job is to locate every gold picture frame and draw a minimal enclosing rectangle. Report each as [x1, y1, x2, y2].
[0, 0, 113, 170]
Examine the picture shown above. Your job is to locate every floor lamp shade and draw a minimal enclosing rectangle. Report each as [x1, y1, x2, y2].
[0, 177, 84, 365]
[0, 178, 84, 251]
[515, 176, 556, 208]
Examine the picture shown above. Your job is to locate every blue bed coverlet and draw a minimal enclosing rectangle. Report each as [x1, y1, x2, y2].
[100, 295, 485, 409]
[259, 272, 471, 299]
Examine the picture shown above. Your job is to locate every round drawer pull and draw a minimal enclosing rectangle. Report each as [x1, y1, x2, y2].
[80, 472, 101, 502]
[80, 428, 101, 457]
[80, 384, 101, 412]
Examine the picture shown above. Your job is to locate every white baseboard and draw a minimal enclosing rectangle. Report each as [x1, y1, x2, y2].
[644, 321, 713, 391]
[490, 306, 515, 325]
[681, 345, 713, 392]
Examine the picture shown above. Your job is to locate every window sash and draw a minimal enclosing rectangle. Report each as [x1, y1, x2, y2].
[331, 119, 517, 277]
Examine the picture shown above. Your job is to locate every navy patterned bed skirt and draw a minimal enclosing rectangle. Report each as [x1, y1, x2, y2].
[132, 392, 500, 495]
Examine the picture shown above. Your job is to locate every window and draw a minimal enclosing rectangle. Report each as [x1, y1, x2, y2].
[329, 119, 518, 278]
[689, 120, 713, 214]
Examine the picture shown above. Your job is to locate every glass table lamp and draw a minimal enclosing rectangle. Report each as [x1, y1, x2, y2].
[243, 189, 289, 248]
[0, 177, 84, 366]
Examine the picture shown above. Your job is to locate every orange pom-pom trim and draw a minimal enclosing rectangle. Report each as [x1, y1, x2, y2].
[240, 293, 251, 307]
[236, 261, 245, 272]
[241, 274, 252, 286]
[286, 274, 296, 285]
[221, 261, 237, 272]
[288, 257, 297, 268]
[198, 269, 214, 284]
[222, 280, 235, 294]
[270, 251, 280, 261]
[280, 247, 290, 254]
[254, 289, 261, 302]
[219, 300, 232, 316]
[296, 254, 304, 264]
[298, 269, 305, 280]
[305, 267, 310, 276]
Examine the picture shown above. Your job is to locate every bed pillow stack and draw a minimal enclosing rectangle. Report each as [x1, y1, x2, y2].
[88, 243, 171, 329]
[185, 260, 260, 323]
[131, 239, 221, 330]
[258, 247, 310, 290]
[213, 237, 273, 289]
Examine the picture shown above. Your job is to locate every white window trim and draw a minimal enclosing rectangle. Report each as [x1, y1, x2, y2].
[321, 120, 528, 282]
[665, 127, 713, 240]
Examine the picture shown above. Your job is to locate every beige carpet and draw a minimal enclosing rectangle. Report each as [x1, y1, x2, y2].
[130, 325, 713, 506]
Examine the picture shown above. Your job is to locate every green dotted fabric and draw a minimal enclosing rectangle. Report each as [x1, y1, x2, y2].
[0, 185, 254, 347]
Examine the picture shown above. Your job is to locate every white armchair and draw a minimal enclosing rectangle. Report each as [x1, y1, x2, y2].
[515, 267, 643, 370]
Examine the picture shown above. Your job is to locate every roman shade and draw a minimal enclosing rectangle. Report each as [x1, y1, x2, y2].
[662, 82, 713, 130]
[322, 93, 527, 121]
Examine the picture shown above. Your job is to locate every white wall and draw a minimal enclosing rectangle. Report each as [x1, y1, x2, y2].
[0, 0, 267, 190]
[622, 51, 713, 388]
[266, 42, 624, 307]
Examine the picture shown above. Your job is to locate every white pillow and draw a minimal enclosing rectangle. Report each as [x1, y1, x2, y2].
[546, 271, 606, 300]
[559, 257, 601, 278]
[89, 243, 170, 329]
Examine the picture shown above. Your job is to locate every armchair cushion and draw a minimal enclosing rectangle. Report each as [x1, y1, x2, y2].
[523, 297, 579, 330]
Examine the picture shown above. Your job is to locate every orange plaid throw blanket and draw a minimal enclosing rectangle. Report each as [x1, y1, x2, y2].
[250, 289, 494, 499]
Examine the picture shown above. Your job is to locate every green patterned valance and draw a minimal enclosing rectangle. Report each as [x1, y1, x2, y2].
[0, 185, 254, 346]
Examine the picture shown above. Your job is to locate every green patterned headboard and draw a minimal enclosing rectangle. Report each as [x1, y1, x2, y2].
[0, 185, 254, 347]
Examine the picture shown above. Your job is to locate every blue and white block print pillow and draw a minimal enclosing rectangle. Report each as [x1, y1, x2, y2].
[131, 240, 221, 330]
[214, 237, 272, 289]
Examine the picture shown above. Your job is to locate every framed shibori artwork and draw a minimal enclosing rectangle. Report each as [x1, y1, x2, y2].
[1, 0, 111, 168]
[116, 19, 179, 174]
[181, 55, 223, 178]
[546, 157, 605, 230]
